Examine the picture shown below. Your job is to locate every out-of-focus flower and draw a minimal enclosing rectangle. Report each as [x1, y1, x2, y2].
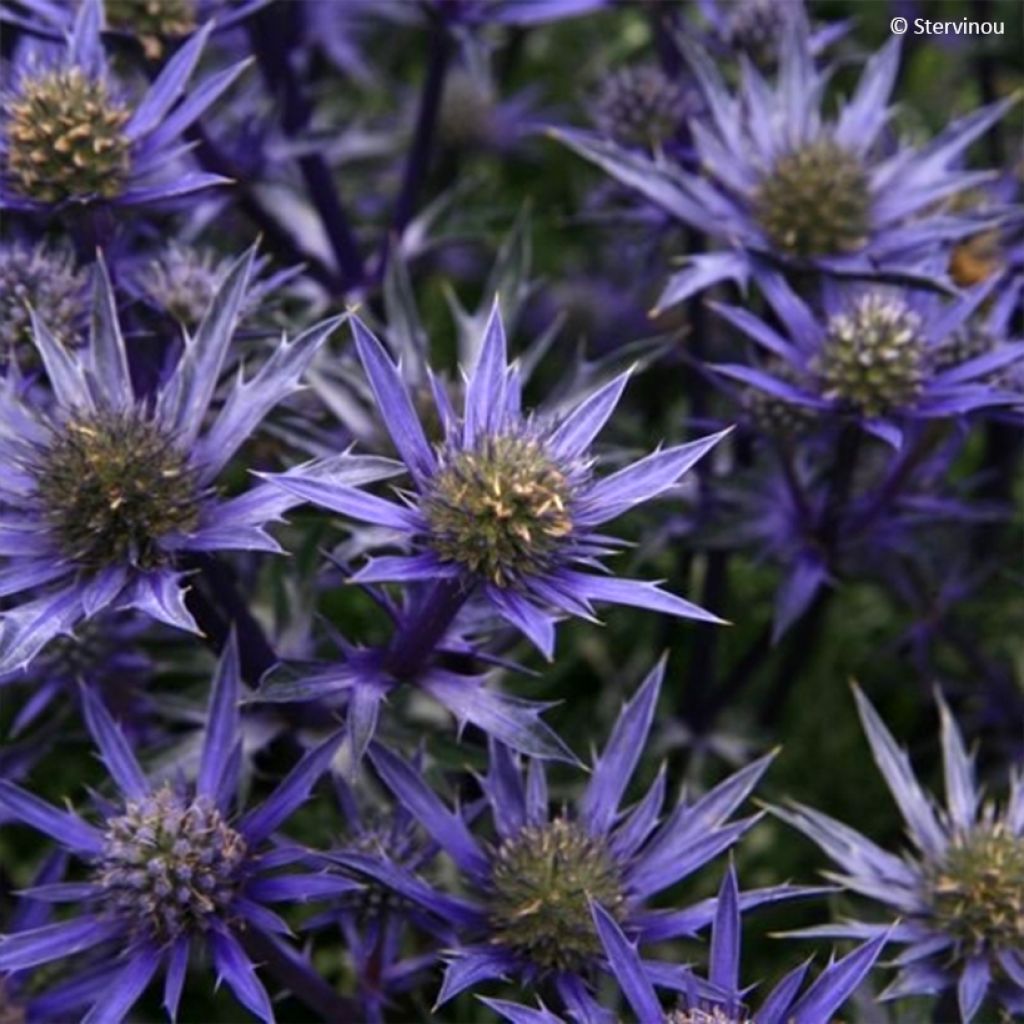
[552, 30, 1017, 306]
[0, 246, 378, 674]
[0, 240, 87, 364]
[0, 635, 354, 1024]
[331, 661, 800, 1015]
[698, 0, 850, 69]
[589, 64, 695, 150]
[0, 0, 248, 212]
[130, 241, 301, 329]
[774, 687, 1024, 1023]
[303, 765, 453, 1024]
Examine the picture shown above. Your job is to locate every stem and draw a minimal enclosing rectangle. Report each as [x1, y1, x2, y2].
[184, 555, 278, 684]
[847, 423, 945, 538]
[187, 123, 340, 290]
[376, 17, 452, 276]
[241, 929, 361, 1023]
[383, 577, 468, 679]
[246, 3, 364, 290]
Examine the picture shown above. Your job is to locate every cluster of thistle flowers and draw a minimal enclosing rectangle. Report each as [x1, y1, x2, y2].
[0, 0, 1022, 1022]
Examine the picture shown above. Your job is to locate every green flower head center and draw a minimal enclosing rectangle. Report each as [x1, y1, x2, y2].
[36, 410, 200, 568]
[753, 138, 871, 259]
[95, 785, 246, 940]
[929, 826, 1024, 955]
[815, 294, 926, 417]
[6, 68, 131, 203]
[423, 434, 573, 587]
[488, 818, 625, 972]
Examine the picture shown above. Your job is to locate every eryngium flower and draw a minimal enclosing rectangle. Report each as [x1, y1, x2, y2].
[590, 65, 693, 149]
[0, 240, 87, 362]
[589, 865, 888, 1024]
[773, 687, 1024, 1022]
[0, 0, 247, 211]
[265, 303, 727, 659]
[552, 30, 1016, 306]
[710, 270, 1024, 447]
[332, 662, 797, 1012]
[0, 246, 361, 675]
[0, 635, 354, 1024]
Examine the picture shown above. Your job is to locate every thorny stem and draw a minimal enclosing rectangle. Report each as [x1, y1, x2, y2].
[383, 577, 468, 680]
[246, 3, 364, 291]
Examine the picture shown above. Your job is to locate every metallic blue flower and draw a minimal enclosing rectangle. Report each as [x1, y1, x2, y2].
[774, 687, 1024, 1023]
[0, 634, 354, 1024]
[0, 246, 381, 675]
[480, 862, 887, 1023]
[552, 30, 1017, 306]
[0, 0, 248, 211]
[264, 302, 728, 662]
[330, 661, 803, 1013]
[711, 270, 1024, 449]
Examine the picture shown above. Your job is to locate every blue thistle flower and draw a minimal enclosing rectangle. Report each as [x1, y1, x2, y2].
[0, 240, 87, 364]
[0, 245, 389, 675]
[329, 662, 805, 1013]
[552, 30, 1018, 305]
[264, 303, 728, 662]
[773, 687, 1024, 1023]
[479, 862, 888, 1023]
[0, 0, 248, 211]
[710, 270, 1024, 449]
[0, 634, 355, 1024]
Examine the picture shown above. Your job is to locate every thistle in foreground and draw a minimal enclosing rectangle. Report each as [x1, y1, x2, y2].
[331, 662, 803, 1015]
[0, 635, 354, 1023]
[0, 246, 388, 675]
[265, 301, 727, 663]
[774, 687, 1024, 1023]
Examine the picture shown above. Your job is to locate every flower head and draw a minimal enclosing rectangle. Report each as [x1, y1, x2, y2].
[553, 31, 1017, 305]
[774, 687, 1024, 1022]
[0, 635, 353, 1023]
[0, 240, 86, 363]
[265, 302, 727, 660]
[0, 246, 375, 675]
[590, 65, 694, 149]
[0, 0, 248, 212]
[331, 662, 796, 1013]
[711, 270, 1024, 447]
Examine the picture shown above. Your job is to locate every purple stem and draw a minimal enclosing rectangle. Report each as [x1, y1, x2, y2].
[246, 3, 364, 290]
[383, 577, 468, 679]
[374, 16, 452, 279]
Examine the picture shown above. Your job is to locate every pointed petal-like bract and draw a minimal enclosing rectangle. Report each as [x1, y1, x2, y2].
[591, 903, 663, 1023]
[79, 683, 149, 802]
[196, 632, 242, 804]
[580, 658, 663, 834]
